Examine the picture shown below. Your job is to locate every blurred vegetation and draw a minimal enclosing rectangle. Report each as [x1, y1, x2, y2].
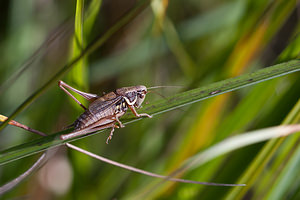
[0, 0, 300, 199]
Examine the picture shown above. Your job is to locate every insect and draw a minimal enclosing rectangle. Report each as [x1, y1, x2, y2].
[58, 80, 152, 143]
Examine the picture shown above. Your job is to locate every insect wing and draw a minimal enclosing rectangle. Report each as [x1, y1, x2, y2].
[88, 93, 123, 115]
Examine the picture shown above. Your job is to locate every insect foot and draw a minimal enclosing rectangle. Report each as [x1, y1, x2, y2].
[138, 113, 152, 118]
[106, 126, 116, 144]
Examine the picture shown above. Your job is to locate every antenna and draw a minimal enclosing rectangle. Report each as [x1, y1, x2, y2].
[147, 86, 183, 90]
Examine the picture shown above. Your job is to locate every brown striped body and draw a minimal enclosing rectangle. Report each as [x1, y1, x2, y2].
[59, 82, 151, 142]
[74, 92, 128, 130]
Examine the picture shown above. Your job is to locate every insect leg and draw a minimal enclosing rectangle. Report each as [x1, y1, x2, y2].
[106, 125, 117, 144]
[58, 80, 99, 110]
[112, 116, 125, 128]
[128, 105, 152, 118]
[60, 122, 116, 140]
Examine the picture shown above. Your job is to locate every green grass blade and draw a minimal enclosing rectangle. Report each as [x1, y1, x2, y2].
[265, 141, 300, 200]
[139, 60, 300, 117]
[225, 98, 300, 200]
[68, 0, 101, 92]
[1, 59, 299, 165]
[84, 0, 102, 34]
[68, 0, 88, 93]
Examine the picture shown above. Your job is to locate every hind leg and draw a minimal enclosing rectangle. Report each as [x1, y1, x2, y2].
[58, 80, 99, 110]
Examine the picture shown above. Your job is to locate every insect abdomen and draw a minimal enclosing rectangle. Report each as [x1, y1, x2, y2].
[74, 110, 109, 130]
[74, 98, 128, 130]
[74, 108, 114, 130]
[74, 110, 94, 130]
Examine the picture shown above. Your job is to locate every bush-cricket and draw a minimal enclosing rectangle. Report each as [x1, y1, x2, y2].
[58, 80, 152, 143]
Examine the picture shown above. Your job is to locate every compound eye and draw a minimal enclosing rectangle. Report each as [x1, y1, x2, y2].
[138, 93, 144, 99]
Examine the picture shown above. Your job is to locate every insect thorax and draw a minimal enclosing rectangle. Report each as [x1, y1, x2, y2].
[114, 98, 128, 114]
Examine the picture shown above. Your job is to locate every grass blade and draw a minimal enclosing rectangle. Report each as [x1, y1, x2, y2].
[0, 59, 299, 164]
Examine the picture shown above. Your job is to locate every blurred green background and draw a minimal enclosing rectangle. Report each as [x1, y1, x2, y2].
[0, 0, 300, 199]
